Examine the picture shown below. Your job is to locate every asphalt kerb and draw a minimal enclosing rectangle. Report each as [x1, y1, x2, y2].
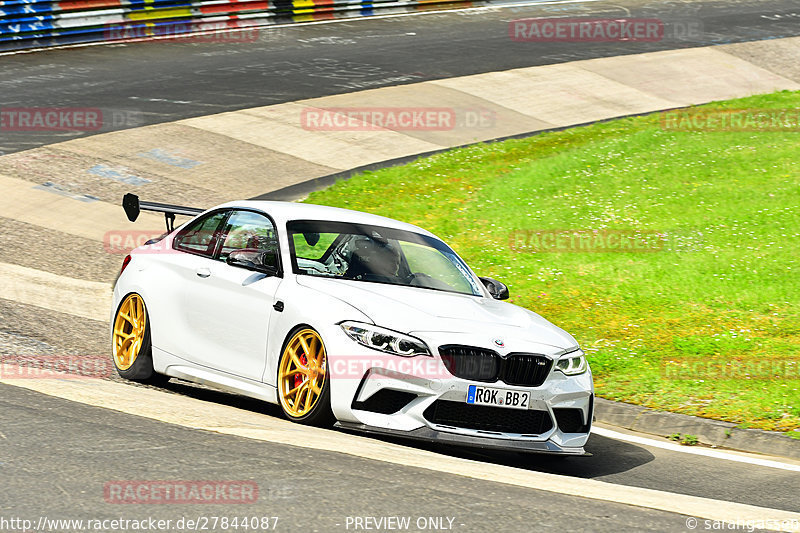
[594, 397, 800, 460]
[250, 108, 687, 202]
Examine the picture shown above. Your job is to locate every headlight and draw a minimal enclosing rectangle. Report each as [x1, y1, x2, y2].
[340, 321, 431, 357]
[555, 352, 587, 375]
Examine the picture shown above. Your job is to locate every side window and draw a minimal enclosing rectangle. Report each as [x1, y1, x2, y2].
[219, 210, 278, 263]
[173, 211, 227, 257]
[292, 232, 338, 261]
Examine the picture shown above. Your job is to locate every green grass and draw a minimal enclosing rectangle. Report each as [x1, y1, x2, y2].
[303, 91, 800, 433]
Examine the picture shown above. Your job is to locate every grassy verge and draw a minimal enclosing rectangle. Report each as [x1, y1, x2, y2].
[303, 91, 800, 433]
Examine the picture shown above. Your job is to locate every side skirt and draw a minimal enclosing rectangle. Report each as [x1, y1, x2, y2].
[153, 347, 279, 404]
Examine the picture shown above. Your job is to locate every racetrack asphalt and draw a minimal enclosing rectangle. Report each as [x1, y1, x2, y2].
[1, 380, 799, 531]
[2, 0, 800, 155]
[0, 383, 697, 533]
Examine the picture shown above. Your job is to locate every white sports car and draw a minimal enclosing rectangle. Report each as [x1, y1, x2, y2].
[112, 194, 594, 455]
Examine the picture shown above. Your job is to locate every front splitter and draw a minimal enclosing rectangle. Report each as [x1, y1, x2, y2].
[335, 421, 591, 456]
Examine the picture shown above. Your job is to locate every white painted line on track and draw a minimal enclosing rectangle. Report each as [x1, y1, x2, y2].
[0, 262, 111, 322]
[592, 426, 800, 473]
[1, 374, 799, 532]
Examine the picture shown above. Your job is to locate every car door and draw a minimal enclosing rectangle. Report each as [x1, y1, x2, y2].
[152, 209, 227, 362]
[172, 209, 283, 381]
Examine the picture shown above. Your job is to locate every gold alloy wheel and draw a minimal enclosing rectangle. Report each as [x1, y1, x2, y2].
[278, 329, 327, 418]
[112, 293, 147, 371]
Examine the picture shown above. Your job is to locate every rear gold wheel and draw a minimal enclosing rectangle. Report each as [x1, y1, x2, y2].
[111, 293, 167, 383]
[278, 328, 334, 425]
[113, 293, 146, 371]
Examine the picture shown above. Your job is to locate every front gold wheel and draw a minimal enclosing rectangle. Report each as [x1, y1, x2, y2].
[278, 328, 330, 421]
[113, 293, 147, 371]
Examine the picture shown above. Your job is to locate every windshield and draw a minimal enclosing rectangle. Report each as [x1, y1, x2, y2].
[287, 220, 483, 297]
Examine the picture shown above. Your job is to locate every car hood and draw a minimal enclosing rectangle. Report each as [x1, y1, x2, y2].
[296, 276, 578, 351]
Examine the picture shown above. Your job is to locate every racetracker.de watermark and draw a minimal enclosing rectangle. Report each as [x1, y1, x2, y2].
[329, 355, 455, 381]
[663, 358, 799, 381]
[0, 108, 142, 132]
[104, 481, 259, 504]
[105, 230, 167, 254]
[104, 25, 260, 43]
[510, 18, 664, 42]
[661, 108, 800, 132]
[1, 108, 101, 132]
[509, 229, 666, 253]
[0, 516, 279, 532]
[300, 107, 497, 131]
[0, 355, 113, 379]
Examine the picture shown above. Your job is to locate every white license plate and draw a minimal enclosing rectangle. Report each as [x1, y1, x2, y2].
[466, 385, 530, 410]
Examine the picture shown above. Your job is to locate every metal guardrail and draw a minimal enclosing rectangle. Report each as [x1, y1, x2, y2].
[0, 0, 474, 52]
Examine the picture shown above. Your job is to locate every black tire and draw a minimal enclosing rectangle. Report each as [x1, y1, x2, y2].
[276, 326, 335, 426]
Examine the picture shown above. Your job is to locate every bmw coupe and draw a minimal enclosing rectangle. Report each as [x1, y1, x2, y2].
[111, 194, 594, 455]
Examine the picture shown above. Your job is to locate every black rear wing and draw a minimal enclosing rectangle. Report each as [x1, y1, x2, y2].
[123, 193, 204, 232]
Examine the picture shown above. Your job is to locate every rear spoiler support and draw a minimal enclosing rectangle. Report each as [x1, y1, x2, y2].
[123, 193, 204, 233]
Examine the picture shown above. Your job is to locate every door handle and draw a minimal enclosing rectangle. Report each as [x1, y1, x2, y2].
[195, 267, 211, 278]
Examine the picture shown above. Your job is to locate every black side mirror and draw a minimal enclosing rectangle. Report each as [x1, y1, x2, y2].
[479, 277, 510, 300]
[303, 232, 320, 246]
[227, 249, 280, 277]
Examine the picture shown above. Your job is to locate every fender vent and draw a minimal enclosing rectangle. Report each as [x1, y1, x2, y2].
[554, 396, 593, 433]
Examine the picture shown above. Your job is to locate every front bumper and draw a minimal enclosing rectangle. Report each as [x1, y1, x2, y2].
[324, 325, 594, 454]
